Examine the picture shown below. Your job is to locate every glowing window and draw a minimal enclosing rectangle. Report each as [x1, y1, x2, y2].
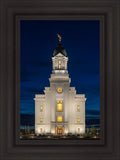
[57, 88, 62, 93]
[40, 118, 43, 122]
[57, 100, 63, 111]
[57, 116, 63, 122]
[58, 60, 61, 69]
[77, 118, 80, 122]
[78, 128, 80, 133]
[57, 100, 63, 104]
[40, 106, 43, 112]
[77, 105, 80, 111]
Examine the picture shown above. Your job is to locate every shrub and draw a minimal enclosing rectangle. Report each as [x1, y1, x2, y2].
[87, 128, 89, 134]
[91, 126, 97, 135]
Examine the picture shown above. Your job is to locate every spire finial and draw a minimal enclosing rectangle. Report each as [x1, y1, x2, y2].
[57, 34, 61, 43]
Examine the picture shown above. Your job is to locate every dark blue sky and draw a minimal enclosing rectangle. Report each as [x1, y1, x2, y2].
[20, 20, 100, 121]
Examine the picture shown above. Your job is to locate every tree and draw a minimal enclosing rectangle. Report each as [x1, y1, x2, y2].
[28, 125, 30, 134]
[25, 125, 27, 134]
[91, 126, 96, 135]
[87, 128, 89, 134]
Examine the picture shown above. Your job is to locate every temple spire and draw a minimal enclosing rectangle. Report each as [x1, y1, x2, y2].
[57, 34, 61, 43]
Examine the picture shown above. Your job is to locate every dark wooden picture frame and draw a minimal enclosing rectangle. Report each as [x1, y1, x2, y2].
[0, 0, 120, 160]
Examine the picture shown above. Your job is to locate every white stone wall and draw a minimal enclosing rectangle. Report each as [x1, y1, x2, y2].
[34, 82, 86, 135]
[34, 94, 51, 134]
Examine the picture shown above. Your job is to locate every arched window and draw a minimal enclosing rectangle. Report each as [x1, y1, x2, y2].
[77, 105, 80, 111]
[58, 59, 61, 69]
[57, 100, 63, 111]
[40, 118, 43, 122]
[40, 105, 43, 112]
[57, 116, 63, 122]
[77, 118, 80, 122]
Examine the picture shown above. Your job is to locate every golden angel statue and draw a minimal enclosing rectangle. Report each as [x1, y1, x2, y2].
[57, 34, 62, 42]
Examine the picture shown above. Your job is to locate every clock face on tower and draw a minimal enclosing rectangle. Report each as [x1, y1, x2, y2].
[57, 88, 62, 93]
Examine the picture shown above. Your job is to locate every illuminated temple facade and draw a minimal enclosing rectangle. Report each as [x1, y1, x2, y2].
[34, 35, 86, 135]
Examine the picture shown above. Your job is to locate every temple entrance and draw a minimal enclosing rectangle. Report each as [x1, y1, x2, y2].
[55, 126, 64, 135]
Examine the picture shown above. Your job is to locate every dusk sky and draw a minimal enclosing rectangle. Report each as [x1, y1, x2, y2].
[20, 20, 100, 127]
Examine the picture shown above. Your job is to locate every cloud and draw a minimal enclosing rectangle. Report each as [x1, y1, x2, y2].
[21, 59, 51, 68]
[86, 110, 100, 116]
[23, 87, 43, 93]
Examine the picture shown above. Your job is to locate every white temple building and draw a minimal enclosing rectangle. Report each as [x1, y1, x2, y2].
[34, 34, 86, 135]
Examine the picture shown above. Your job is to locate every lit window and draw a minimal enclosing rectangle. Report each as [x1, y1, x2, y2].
[40, 118, 43, 122]
[58, 60, 61, 69]
[57, 116, 63, 122]
[57, 100, 62, 103]
[78, 128, 80, 133]
[57, 100, 63, 111]
[77, 105, 80, 111]
[40, 106, 43, 112]
[57, 88, 62, 93]
[77, 118, 80, 122]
